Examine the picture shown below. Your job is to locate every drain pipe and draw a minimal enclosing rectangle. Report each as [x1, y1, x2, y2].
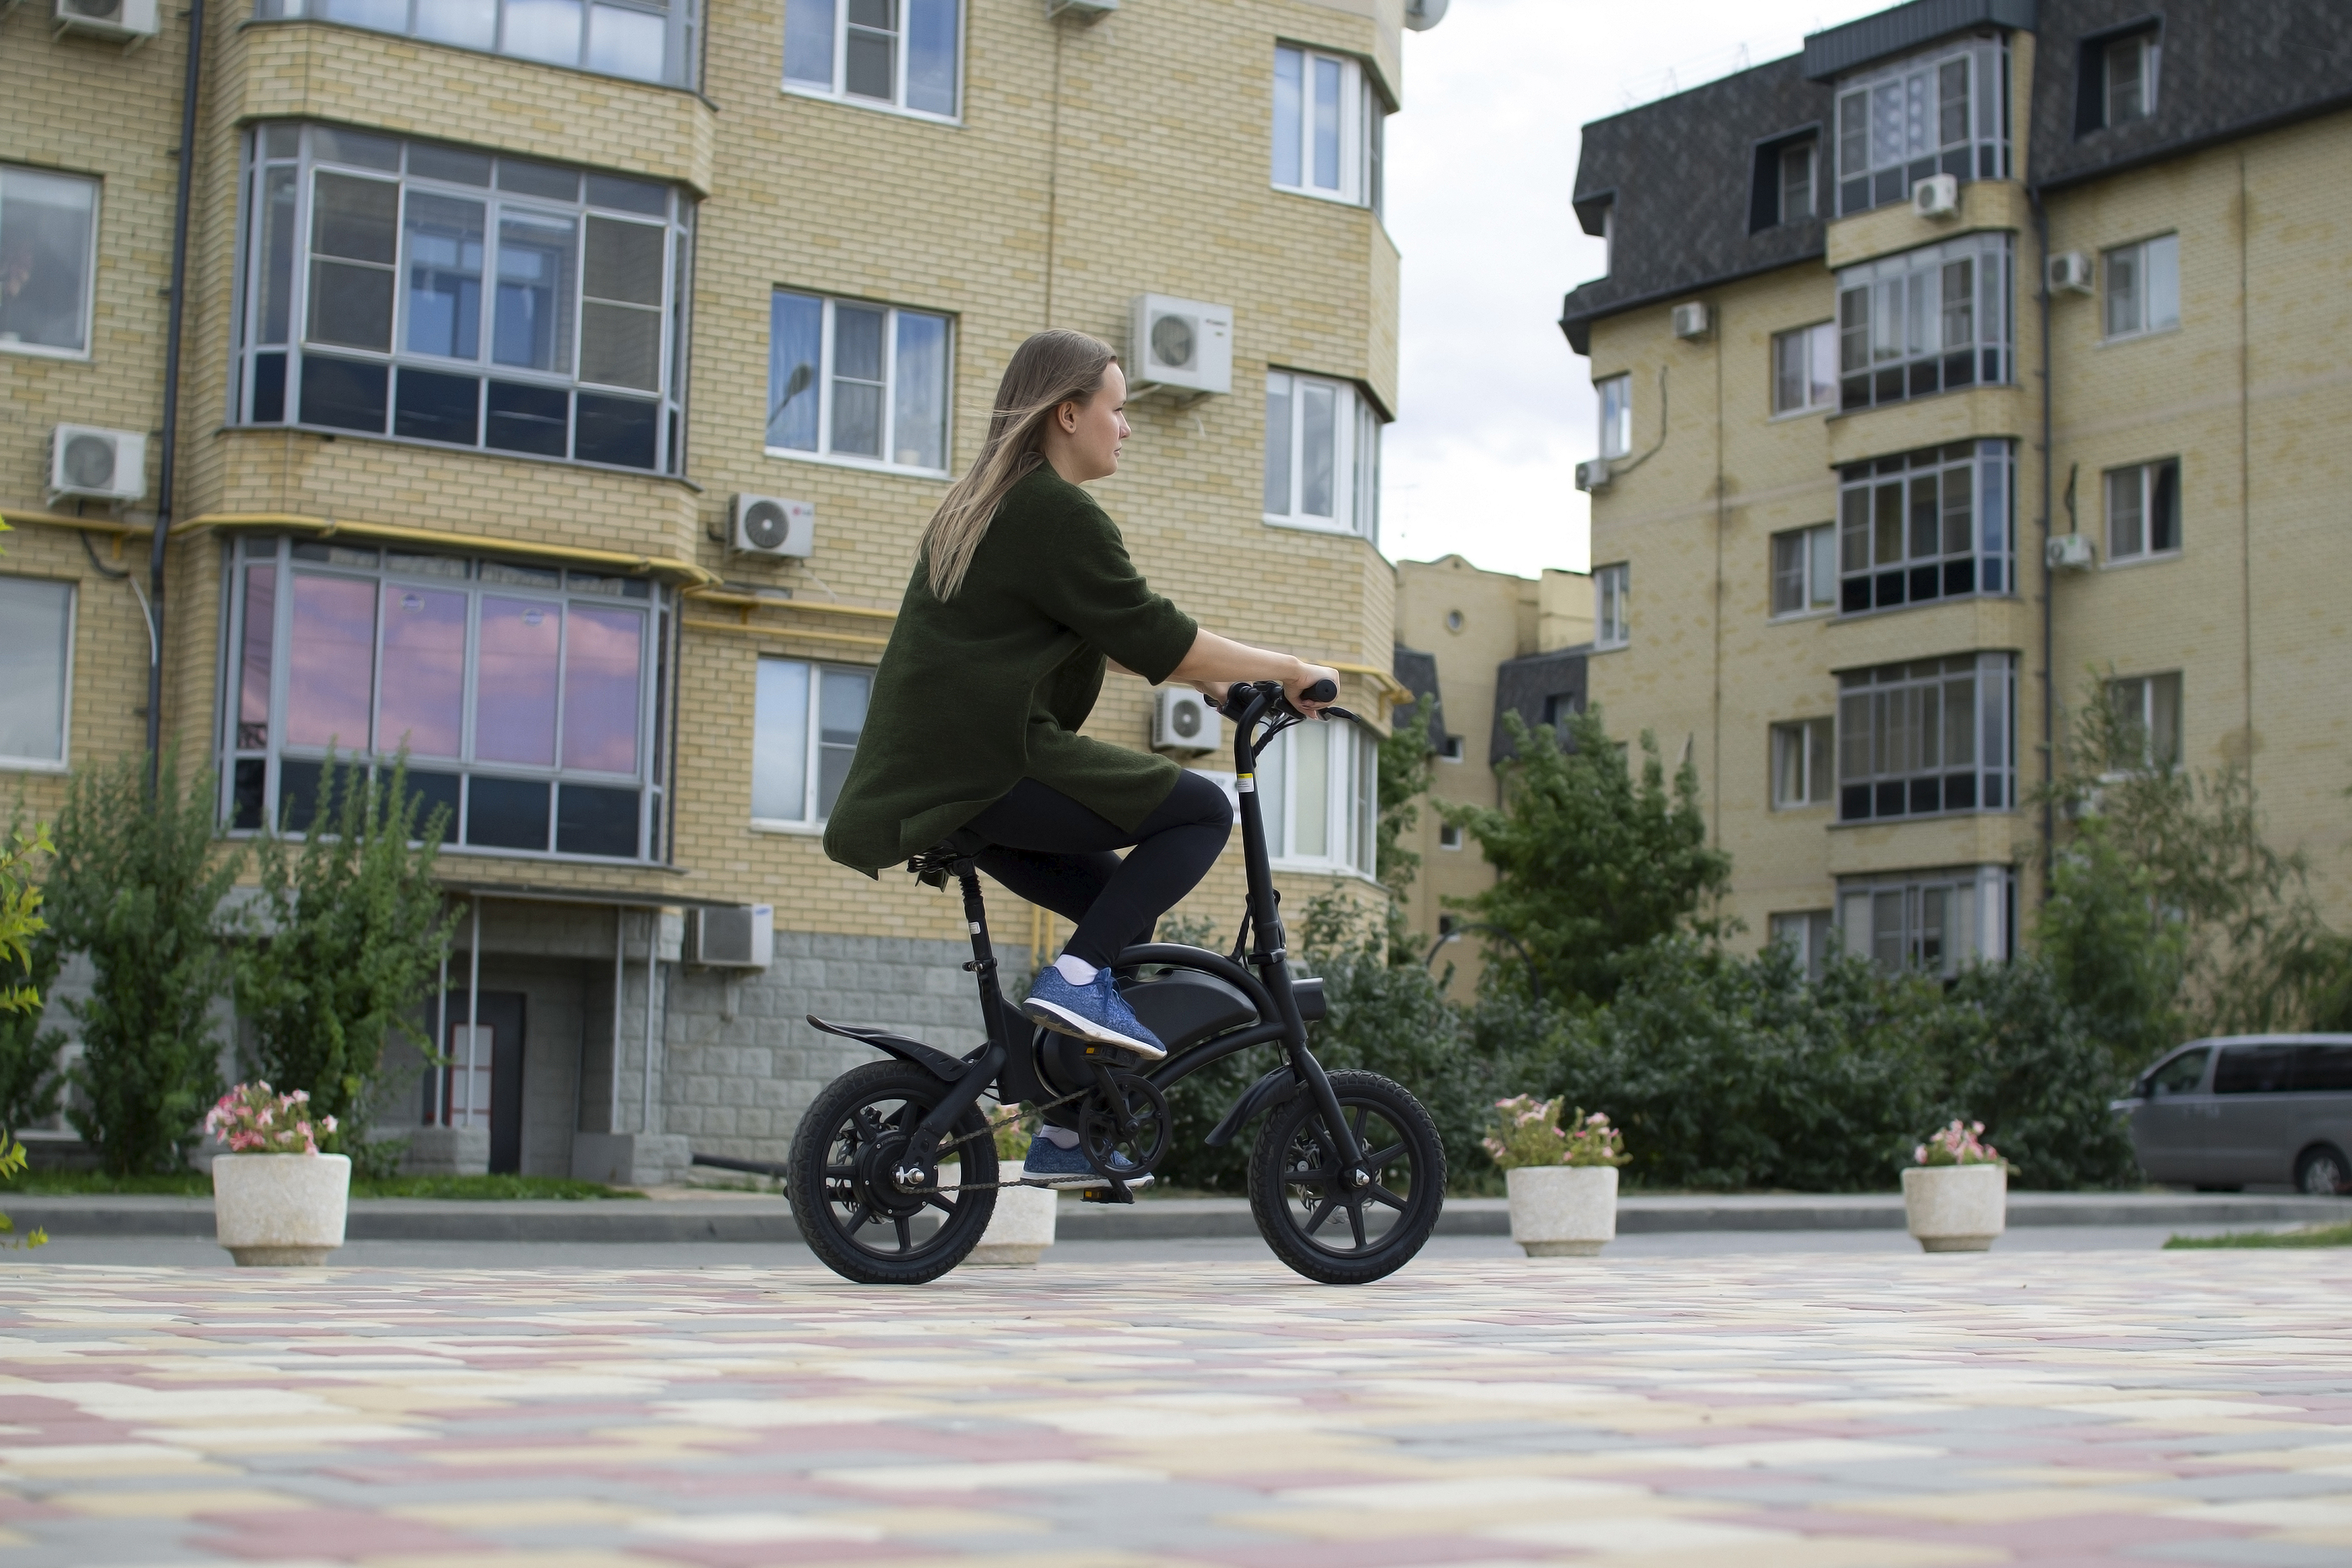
[145, 0, 207, 789]
[2032, 189, 2055, 897]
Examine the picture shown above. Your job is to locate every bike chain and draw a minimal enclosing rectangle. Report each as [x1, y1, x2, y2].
[916, 1082, 1108, 1194]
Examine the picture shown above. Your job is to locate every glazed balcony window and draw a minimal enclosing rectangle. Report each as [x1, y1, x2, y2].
[1836, 653, 2016, 823]
[1837, 233, 2013, 412]
[784, 0, 960, 121]
[1272, 43, 1384, 213]
[1837, 440, 2014, 613]
[231, 124, 693, 475]
[1263, 371, 1380, 543]
[1836, 866, 2013, 976]
[254, 0, 699, 89]
[1833, 37, 2009, 216]
[0, 165, 98, 359]
[221, 535, 672, 863]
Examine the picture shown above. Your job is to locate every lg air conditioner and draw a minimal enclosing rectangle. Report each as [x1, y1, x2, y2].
[1574, 458, 1612, 494]
[47, 424, 148, 504]
[731, 494, 814, 558]
[1912, 174, 1961, 218]
[2047, 251, 2094, 295]
[1129, 295, 1233, 397]
[690, 905, 774, 969]
[52, 0, 160, 41]
[1152, 688, 1221, 754]
[2046, 532, 2095, 570]
[1670, 302, 1711, 340]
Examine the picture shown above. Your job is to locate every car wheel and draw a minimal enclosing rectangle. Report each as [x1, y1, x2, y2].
[2294, 1145, 2349, 1197]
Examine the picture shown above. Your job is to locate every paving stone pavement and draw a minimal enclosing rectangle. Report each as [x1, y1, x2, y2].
[2, 1251, 2349, 1566]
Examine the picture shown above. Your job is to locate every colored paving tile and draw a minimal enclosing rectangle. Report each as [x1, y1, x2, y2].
[0, 1252, 2345, 1565]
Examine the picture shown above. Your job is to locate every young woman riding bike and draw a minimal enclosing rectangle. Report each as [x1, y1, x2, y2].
[822, 329, 1341, 1188]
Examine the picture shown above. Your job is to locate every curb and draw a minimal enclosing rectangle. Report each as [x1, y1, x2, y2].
[12, 1192, 2349, 1245]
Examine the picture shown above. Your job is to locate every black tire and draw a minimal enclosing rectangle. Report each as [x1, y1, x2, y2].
[1248, 1068, 1443, 1285]
[788, 1060, 998, 1285]
[2296, 1145, 2349, 1197]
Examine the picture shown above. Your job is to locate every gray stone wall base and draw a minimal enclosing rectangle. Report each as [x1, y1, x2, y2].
[571, 1132, 692, 1188]
[403, 1125, 490, 1176]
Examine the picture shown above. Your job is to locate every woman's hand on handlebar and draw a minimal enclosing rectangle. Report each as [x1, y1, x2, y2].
[1287, 663, 1341, 718]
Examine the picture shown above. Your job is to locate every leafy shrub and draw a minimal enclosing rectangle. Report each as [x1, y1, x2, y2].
[0, 821, 61, 1141]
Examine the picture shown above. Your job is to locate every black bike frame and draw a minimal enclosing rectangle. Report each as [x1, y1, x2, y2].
[930, 682, 1367, 1172]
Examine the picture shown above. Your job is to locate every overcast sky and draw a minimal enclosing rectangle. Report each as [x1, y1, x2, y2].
[1378, 0, 1886, 579]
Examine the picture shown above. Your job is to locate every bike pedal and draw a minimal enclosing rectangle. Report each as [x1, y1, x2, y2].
[1081, 1179, 1136, 1205]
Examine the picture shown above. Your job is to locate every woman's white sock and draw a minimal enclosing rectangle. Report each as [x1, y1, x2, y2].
[1053, 954, 1099, 986]
[1038, 1125, 1081, 1149]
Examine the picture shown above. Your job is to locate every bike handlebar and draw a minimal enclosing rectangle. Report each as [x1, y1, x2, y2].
[1217, 677, 1337, 723]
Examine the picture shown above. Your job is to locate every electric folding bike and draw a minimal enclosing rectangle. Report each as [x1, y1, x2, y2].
[786, 678, 1445, 1286]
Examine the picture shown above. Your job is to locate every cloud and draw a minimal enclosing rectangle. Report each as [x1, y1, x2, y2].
[1380, 0, 1885, 579]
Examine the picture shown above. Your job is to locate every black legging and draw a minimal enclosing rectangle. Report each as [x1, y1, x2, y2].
[967, 771, 1233, 969]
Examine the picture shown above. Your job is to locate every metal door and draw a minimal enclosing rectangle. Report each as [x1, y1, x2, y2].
[443, 991, 528, 1175]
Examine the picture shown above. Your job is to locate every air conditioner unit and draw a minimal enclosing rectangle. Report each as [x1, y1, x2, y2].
[1670, 302, 1711, 339]
[1912, 173, 1961, 218]
[2046, 532, 2095, 570]
[1152, 688, 1221, 753]
[47, 424, 148, 504]
[1128, 294, 1233, 397]
[690, 905, 774, 969]
[731, 494, 814, 558]
[1574, 458, 1612, 494]
[2047, 250, 2094, 295]
[52, 0, 159, 40]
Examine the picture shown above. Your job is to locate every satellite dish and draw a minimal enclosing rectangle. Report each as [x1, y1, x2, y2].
[1404, 0, 1448, 31]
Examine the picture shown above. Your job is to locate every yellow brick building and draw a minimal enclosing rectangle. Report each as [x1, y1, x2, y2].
[1560, 0, 2352, 979]
[2, 0, 1418, 1177]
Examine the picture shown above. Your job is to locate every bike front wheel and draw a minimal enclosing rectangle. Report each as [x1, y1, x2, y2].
[788, 1060, 998, 1285]
[1248, 1068, 1444, 1285]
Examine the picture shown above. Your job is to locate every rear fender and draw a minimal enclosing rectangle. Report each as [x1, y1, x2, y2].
[1205, 1067, 1300, 1147]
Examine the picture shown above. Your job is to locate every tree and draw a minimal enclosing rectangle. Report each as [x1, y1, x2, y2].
[1443, 707, 1730, 1008]
[45, 754, 240, 1174]
[236, 756, 456, 1175]
[1374, 695, 1437, 901]
[0, 817, 63, 1142]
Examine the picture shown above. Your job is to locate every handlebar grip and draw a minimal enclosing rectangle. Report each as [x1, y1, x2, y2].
[1299, 678, 1337, 704]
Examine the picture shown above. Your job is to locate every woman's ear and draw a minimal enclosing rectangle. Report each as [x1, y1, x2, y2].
[1056, 400, 1080, 433]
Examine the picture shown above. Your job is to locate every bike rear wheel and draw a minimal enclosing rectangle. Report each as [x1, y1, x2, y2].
[788, 1060, 998, 1285]
[1248, 1068, 1444, 1285]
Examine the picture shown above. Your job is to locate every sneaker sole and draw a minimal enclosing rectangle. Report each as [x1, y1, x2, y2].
[1020, 997, 1168, 1062]
[1020, 1172, 1156, 1191]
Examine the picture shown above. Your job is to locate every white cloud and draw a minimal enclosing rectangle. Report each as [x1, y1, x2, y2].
[1379, 0, 1887, 579]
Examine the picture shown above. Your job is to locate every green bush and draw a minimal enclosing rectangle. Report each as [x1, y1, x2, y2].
[0, 819, 61, 1142]
[45, 755, 239, 1175]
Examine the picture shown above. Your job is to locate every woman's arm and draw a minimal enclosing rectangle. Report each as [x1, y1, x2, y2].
[1163, 631, 1339, 717]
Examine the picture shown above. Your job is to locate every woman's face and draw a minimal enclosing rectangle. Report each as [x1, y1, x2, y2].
[1053, 363, 1131, 482]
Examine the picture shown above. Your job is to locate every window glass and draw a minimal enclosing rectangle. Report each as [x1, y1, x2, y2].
[751, 657, 870, 824]
[785, 0, 835, 84]
[286, 573, 380, 749]
[1596, 373, 1631, 459]
[1837, 867, 2008, 975]
[562, 604, 644, 774]
[1271, 44, 1378, 206]
[2214, 1044, 2296, 1094]
[1263, 370, 1377, 538]
[766, 290, 953, 473]
[2295, 1046, 2352, 1093]
[1836, 653, 2013, 821]
[271, 0, 689, 85]
[2105, 34, 2154, 125]
[1259, 720, 1376, 873]
[1778, 143, 1813, 223]
[1263, 374, 1292, 513]
[1836, 233, 2012, 412]
[1273, 46, 1304, 188]
[378, 585, 467, 757]
[0, 165, 98, 356]
[2105, 458, 2181, 559]
[785, 0, 959, 117]
[1772, 323, 1836, 414]
[0, 578, 72, 765]
[2105, 233, 2178, 338]
[1832, 38, 2007, 215]
[2148, 1047, 2208, 1096]
[475, 596, 562, 767]
[2106, 672, 2181, 770]
[1835, 440, 2012, 613]
[241, 126, 688, 472]
[1768, 910, 1835, 981]
[1593, 563, 1629, 648]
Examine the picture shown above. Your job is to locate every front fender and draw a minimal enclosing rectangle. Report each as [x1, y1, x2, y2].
[1205, 1067, 1299, 1147]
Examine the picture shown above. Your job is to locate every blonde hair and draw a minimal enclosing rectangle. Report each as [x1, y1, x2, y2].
[921, 328, 1120, 600]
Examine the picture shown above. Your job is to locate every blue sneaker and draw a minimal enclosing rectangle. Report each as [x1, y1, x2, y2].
[1021, 968, 1168, 1061]
[1017, 1135, 1153, 1191]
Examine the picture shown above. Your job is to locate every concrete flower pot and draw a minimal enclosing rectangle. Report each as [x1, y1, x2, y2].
[1506, 1165, 1617, 1257]
[1902, 1163, 2006, 1252]
[213, 1153, 351, 1266]
[964, 1162, 1057, 1266]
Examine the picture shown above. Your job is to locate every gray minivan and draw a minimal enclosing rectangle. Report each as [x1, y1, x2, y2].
[2116, 1036, 2352, 1193]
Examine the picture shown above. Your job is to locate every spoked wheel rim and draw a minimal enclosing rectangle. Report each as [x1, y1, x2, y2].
[1270, 1092, 1425, 1261]
[818, 1092, 977, 1263]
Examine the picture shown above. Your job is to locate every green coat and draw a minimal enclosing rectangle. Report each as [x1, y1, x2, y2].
[822, 464, 1200, 874]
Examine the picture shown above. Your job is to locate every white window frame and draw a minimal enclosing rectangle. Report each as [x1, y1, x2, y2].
[2102, 31, 2159, 128]
[1777, 140, 1816, 224]
[1272, 43, 1382, 208]
[1835, 652, 2016, 823]
[2104, 457, 2181, 563]
[1771, 322, 1836, 417]
[1770, 717, 1833, 809]
[765, 290, 954, 477]
[1254, 716, 1378, 878]
[1767, 910, 1835, 980]
[1437, 821, 1462, 850]
[1437, 733, 1465, 763]
[1837, 439, 2016, 613]
[1596, 372, 1632, 459]
[2106, 671, 2182, 771]
[0, 576, 76, 773]
[255, 0, 701, 89]
[0, 164, 100, 362]
[1263, 370, 1380, 542]
[1838, 865, 2013, 977]
[1832, 36, 2009, 216]
[1593, 563, 1629, 650]
[1835, 233, 2013, 412]
[1771, 522, 1837, 617]
[781, 0, 963, 123]
[749, 655, 872, 831]
[2103, 233, 2180, 341]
